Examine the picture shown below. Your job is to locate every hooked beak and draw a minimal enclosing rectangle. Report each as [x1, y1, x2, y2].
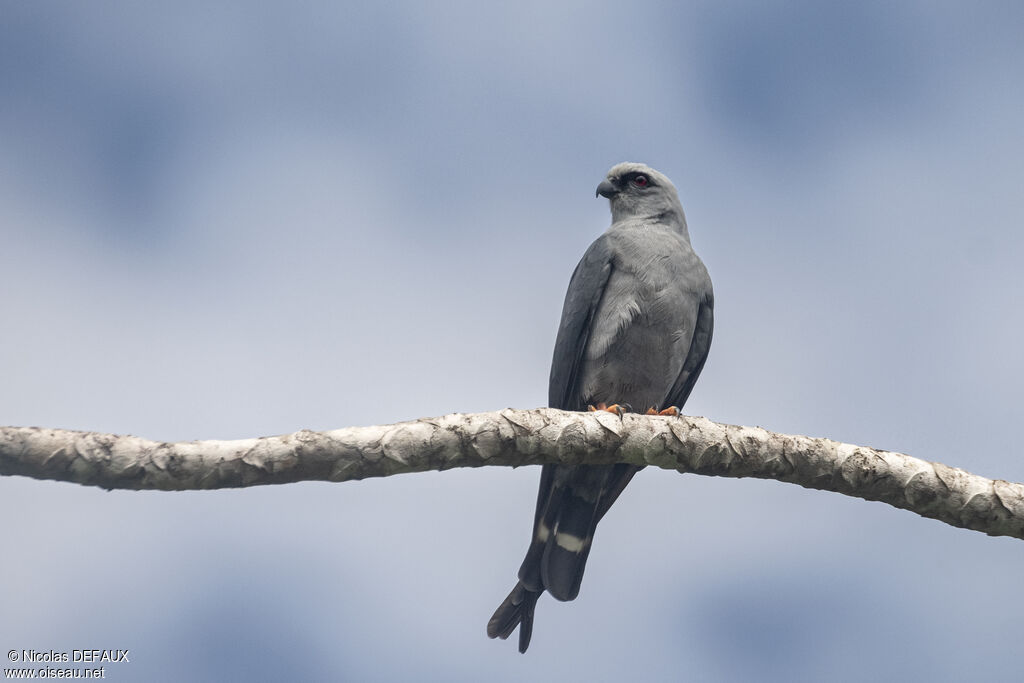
[595, 179, 618, 199]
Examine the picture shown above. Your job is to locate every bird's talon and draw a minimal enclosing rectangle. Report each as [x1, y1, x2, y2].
[645, 406, 680, 416]
[587, 402, 627, 417]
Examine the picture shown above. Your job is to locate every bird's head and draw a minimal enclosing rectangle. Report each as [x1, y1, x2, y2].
[596, 162, 687, 230]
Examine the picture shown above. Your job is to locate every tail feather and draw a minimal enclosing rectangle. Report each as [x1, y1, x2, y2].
[490, 464, 643, 650]
[540, 485, 601, 601]
[517, 476, 566, 591]
[487, 582, 542, 653]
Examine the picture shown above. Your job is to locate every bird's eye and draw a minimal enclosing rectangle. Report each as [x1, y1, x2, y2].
[632, 175, 649, 187]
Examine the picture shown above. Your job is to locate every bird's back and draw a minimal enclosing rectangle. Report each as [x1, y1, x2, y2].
[574, 222, 710, 412]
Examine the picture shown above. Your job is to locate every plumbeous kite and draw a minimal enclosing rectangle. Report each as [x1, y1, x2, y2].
[487, 162, 714, 653]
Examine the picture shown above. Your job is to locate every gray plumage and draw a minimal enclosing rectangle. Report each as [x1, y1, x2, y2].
[487, 162, 714, 652]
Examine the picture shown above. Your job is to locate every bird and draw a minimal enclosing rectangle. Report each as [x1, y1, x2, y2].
[487, 162, 714, 653]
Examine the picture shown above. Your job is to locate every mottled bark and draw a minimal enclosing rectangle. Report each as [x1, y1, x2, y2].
[2, 408, 1022, 540]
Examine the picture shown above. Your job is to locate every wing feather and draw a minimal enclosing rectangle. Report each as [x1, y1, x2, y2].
[548, 236, 615, 411]
[664, 291, 714, 410]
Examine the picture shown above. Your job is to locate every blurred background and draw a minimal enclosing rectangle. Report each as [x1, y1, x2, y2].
[2, 2, 1023, 681]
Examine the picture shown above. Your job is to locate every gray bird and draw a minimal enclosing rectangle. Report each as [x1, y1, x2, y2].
[487, 162, 714, 653]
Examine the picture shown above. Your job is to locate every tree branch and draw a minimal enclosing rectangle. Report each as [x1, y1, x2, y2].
[2, 408, 1022, 540]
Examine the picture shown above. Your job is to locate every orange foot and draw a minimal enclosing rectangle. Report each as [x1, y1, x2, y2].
[588, 402, 627, 416]
[645, 406, 680, 416]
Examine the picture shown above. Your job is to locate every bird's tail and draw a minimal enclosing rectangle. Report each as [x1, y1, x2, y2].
[487, 581, 542, 653]
[538, 487, 602, 602]
[539, 463, 640, 602]
[488, 464, 641, 650]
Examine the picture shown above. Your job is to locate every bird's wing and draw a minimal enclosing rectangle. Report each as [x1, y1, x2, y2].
[513, 238, 615, 598]
[663, 289, 714, 410]
[547, 236, 615, 411]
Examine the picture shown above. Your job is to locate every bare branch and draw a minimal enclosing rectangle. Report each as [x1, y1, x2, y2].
[2, 408, 1022, 540]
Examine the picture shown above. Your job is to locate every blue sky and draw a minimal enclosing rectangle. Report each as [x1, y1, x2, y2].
[2, 2, 1023, 681]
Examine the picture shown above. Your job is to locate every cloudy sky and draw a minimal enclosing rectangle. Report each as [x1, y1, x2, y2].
[3, 2, 1023, 681]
